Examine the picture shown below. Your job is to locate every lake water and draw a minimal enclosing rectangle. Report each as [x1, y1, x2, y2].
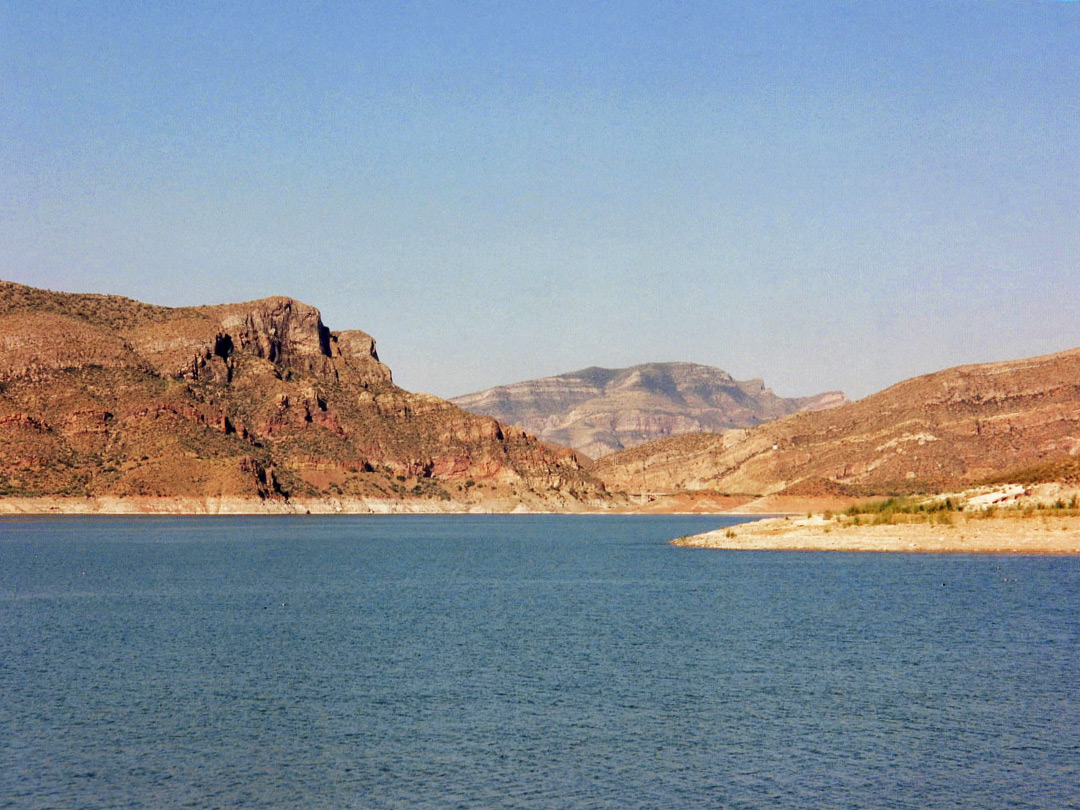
[1, 515, 1078, 809]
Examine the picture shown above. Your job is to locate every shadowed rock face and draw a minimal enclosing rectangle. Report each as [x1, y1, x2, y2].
[0, 280, 609, 508]
[451, 362, 846, 458]
[592, 349, 1080, 496]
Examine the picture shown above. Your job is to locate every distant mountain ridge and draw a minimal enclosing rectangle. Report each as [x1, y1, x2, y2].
[451, 362, 847, 459]
[591, 348, 1080, 497]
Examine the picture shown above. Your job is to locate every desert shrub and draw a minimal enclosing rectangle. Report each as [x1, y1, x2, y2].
[847, 496, 963, 518]
[981, 458, 1080, 486]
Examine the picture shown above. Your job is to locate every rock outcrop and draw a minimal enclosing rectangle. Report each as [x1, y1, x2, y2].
[0, 280, 611, 510]
[592, 349, 1080, 496]
[452, 362, 846, 458]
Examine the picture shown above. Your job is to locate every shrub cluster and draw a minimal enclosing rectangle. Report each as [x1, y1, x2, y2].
[843, 496, 963, 526]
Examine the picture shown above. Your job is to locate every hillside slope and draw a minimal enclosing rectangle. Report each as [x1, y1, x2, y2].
[0, 281, 611, 511]
[592, 349, 1080, 496]
[451, 362, 846, 458]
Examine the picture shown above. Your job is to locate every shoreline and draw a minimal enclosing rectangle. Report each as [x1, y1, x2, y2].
[0, 495, 532, 516]
[8, 494, 1080, 556]
[0, 495, 780, 519]
[0, 496, 745, 517]
[673, 512, 1080, 554]
[0, 491, 833, 517]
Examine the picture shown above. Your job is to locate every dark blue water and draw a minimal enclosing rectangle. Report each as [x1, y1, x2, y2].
[1, 515, 1078, 809]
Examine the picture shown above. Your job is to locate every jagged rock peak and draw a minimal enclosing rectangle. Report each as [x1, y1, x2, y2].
[0, 279, 613, 509]
[0, 281, 393, 386]
[209, 297, 333, 367]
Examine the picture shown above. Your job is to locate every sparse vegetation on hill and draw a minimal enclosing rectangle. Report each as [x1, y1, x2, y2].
[980, 458, 1080, 487]
[594, 347, 1080, 499]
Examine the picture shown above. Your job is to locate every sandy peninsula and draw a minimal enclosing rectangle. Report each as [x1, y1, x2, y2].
[674, 484, 1080, 554]
[674, 513, 1080, 554]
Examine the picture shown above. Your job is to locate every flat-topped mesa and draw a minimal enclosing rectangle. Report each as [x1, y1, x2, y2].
[0, 282, 391, 385]
[214, 297, 332, 372]
[0, 282, 393, 389]
[452, 361, 848, 459]
[179, 298, 391, 386]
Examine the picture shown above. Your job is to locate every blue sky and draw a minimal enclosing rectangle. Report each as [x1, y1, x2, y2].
[2, 1, 1077, 399]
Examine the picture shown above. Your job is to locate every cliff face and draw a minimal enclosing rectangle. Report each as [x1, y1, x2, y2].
[0, 281, 609, 509]
[592, 349, 1080, 496]
[451, 362, 846, 458]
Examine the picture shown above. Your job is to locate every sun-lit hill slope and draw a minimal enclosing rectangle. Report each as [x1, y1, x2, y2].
[0, 280, 611, 509]
[592, 348, 1080, 496]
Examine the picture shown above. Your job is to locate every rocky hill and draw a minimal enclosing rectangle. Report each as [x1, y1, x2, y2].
[0, 281, 612, 512]
[451, 362, 846, 459]
[592, 348, 1080, 497]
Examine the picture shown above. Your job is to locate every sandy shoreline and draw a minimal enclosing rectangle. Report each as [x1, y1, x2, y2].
[0, 492, 856, 517]
[0, 495, 541, 516]
[673, 512, 1080, 554]
[5, 494, 1080, 555]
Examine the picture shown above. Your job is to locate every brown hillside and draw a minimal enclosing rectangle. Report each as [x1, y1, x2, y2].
[0, 281, 611, 509]
[592, 348, 1080, 496]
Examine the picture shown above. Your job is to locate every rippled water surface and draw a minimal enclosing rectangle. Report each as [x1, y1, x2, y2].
[2, 515, 1078, 809]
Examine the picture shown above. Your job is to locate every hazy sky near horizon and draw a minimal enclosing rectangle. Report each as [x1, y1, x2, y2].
[2, 1, 1078, 400]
